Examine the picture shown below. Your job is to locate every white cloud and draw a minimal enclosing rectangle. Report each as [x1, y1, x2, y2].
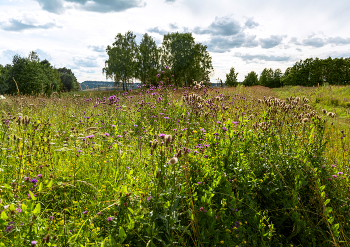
[0, 0, 350, 83]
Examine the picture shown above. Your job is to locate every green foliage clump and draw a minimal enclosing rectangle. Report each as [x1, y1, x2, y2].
[225, 67, 239, 87]
[242, 71, 259, 86]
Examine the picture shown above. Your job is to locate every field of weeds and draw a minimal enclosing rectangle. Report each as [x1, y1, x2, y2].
[0, 85, 349, 247]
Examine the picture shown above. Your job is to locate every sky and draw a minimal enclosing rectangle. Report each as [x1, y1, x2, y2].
[1, 0, 350, 83]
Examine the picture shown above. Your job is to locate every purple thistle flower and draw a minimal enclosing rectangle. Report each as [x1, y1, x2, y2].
[31, 241, 37, 246]
[37, 174, 42, 178]
[164, 117, 169, 119]
[105, 133, 110, 137]
[112, 125, 115, 128]
[147, 196, 152, 201]
[159, 133, 166, 137]
[157, 74, 160, 78]
[30, 178, 38, 183]
[197, 182, 201, 184]
[107, 216, 113, 222]
[338, 172, 344, 175]
[162, 71, 165, 74]
[332, 175, 337, 178]
[83, 211, 87, 214]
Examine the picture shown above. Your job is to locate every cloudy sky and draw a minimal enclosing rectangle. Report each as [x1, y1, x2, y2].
[1, 0, 350, 83]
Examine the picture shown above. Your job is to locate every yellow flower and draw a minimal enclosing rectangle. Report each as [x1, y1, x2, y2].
[220, 241, 224, 244]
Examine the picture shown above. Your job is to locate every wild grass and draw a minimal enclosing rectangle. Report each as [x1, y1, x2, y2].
[0, 85, 349, 247]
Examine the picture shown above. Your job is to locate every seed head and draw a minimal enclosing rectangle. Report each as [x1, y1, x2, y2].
[169, 157, 178, 164]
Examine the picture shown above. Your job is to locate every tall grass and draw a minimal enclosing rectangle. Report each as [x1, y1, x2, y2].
[0, 85, 349, 246]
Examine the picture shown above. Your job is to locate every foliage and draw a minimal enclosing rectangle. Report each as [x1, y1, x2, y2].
[0, 52, 62, 96]
[259, 68, 283, 88]
[282, 57, 350, 86]
[161, 32, 213, 87]
[135, 33, 161, 86]
[242, 71, 258, 86]
[103, 31, 138, 91]
[225, 67, 239, 87]
[0, 83, 349, 246]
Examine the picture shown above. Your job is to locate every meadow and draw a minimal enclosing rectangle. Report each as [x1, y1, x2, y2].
[0, 84, 349, 247]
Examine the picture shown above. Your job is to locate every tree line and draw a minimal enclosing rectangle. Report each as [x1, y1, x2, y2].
[225, 57, 350, 88]
[103, 31, 213, 90]
[0, 51, 79, 96]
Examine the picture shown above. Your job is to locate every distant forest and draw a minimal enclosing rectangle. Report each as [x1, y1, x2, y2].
[1, 31, 350, 96]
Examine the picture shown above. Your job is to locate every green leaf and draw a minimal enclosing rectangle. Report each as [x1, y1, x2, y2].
[324, 199, 330, 206]
[33, 203, 41, 215]
[328, 216, 334, 224]
[38, 182, 43, 192]
[326, 207, 332, 215]
[47, 179, 53, 188]
[1, 211, 8, 220]
[119, 226, 127, 243]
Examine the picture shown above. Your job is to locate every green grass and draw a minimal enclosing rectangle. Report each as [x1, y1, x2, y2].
[0, 85, 349, 246]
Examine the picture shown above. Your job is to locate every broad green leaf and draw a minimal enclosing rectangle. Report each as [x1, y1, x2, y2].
[1, 211, 8, 220]
[119, 226, 127, 243]
[33, 203, 41, 215]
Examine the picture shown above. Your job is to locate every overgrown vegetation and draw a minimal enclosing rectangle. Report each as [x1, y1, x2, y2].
[0, 84, 349, 246]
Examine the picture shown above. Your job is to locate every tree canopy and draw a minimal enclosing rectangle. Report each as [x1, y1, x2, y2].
[225, 67, 238, 87]
[243, 71, 259, 86]
[103, 31, 138, 91]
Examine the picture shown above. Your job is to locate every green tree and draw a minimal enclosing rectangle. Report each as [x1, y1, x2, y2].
[188, 43, 213, 83]
[136, 33, 161, 85]
[2, 51, 62, 95]
[259, 68, 274, 87]
[162, 32, 195, 87]
[57, 67, 78, 91]
[243, 71, 258, 86]
[225, 67, 238, 87]
[103, 31, 138, 91]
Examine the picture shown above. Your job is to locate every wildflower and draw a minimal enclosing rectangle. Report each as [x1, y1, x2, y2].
[107, 216, 113, 222]
[157, 74, 160, 78]
[147, 196, 152, 201]
[338, 172, 344, 175]
[222, 127, 227, 132]
[159, 133, 166, 138]
[30, 178, 38, 183]
[37, 174, 42, 178]
[332, 175, 337, 178]
[220, 241, 224, 244]
[104, 133, 110, 137]
[200, 207, 204, 212]
[112, 125, 115, 128]
[169, 157, 178, 164]
[172, 75, 174, 77]
[83, 211, 87, 214]
[31, 241, 37, 246]
[197, 182, 201, 185]
[200, 128, 206, 132]
[162, 71, 164, 74]
[166, 66, 169, 69]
